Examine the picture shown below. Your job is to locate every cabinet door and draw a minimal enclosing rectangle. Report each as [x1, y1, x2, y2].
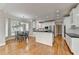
[72, 38, 79, 54]
[72, 7, 79, 27]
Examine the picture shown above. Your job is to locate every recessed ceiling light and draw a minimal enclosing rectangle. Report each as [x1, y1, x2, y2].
[56, 9, 60, 13]
[10, 12, 32, 19]
[57, 14, 60, 17]
[35, 16, 38, 18]
[46, 16, 49, 18]
[23, 16, 24, 18]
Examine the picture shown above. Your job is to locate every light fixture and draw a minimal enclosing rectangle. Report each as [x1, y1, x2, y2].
[56, 14, 60, 17]
[56, 9, 60, 19]
[35, 16, 38, 18]
[46, 16, 49, 18]
[56, 9, 60, 13]
[23, 16, 24, 18]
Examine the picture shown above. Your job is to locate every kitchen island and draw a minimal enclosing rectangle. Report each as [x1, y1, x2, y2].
[33, 31, 54, 46]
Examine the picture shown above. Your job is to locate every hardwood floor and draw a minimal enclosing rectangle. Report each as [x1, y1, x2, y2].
[0, 36, 73, 55]
[52, 35, 73, 55]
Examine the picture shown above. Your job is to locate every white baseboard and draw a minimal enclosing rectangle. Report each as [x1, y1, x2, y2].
[0, 42, 5, 46]
[6, 36, 15, 40]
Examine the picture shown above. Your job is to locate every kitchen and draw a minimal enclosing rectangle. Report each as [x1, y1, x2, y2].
[32, 19, 55, 46]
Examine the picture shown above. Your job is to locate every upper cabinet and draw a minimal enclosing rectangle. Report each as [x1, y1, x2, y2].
[64, 4, 79, 28]
[70, 5, 79, 27]
[64, 16, 72, 31]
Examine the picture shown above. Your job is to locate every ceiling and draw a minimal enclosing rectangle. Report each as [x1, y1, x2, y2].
[0, 3, 77, 21]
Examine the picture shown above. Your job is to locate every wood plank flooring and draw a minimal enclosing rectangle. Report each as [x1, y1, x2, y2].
[0, 36, 73, 55]
[52, 35, 73, 55]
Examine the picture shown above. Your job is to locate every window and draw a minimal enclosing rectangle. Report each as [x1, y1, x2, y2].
[6, 19, 29, 36]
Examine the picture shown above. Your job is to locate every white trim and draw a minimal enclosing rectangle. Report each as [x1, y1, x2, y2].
[6, 36, 15, 41]
[0, 42, 5, 46]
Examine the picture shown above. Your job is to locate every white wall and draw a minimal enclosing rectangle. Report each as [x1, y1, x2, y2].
[0, 10, 6, 46]
[29, 21, 33, 35]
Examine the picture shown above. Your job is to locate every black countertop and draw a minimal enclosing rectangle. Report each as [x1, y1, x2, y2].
[66, 33, 79, 38]
[33, 29, 53, 32]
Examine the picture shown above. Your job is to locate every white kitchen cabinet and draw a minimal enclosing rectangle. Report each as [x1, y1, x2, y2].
[64, 4, 79, 55]
[33, 32, 53, 46]
[65, 35, 79, 55]
[70, 5, 79, 27]
[64, 17, 72, 31]
[71, 38, 79, 54]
